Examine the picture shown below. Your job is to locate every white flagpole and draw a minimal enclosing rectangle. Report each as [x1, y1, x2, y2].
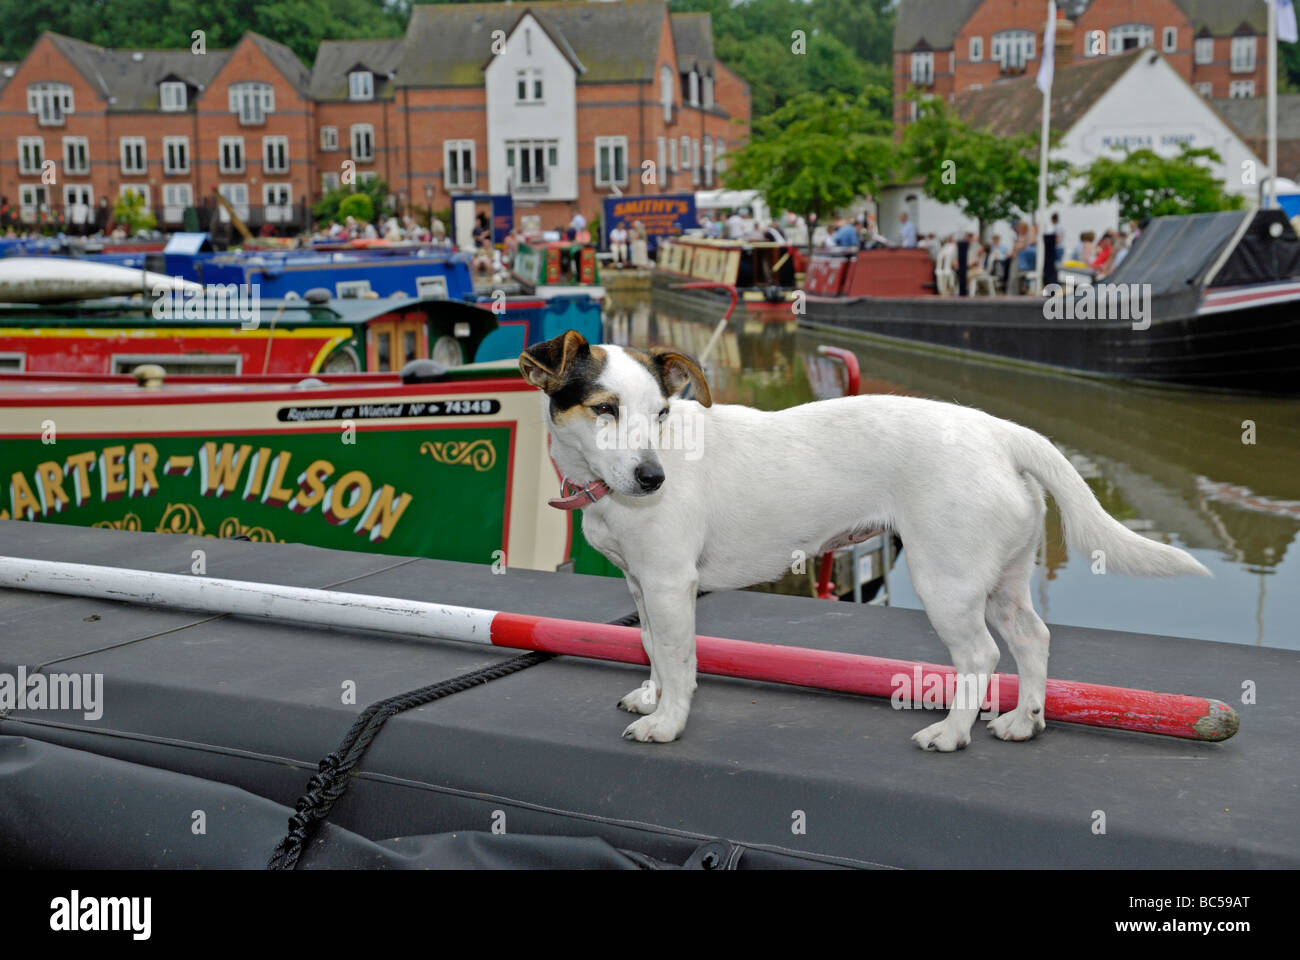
[1269, 0, 1279, 209]
[1035, 0, 1056, 293]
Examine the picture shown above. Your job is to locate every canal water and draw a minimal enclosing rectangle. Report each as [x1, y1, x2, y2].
[604, 290, 1300, 650]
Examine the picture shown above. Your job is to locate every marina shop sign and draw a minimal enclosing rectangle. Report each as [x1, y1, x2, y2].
[3, 439, 414, 544]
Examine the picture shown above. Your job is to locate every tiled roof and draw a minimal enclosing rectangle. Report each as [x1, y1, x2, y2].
[309, 38, 403, 101]
[893, 0, 983, 52]
[671, 12, 714, 74]
[45, 33, 231, 110]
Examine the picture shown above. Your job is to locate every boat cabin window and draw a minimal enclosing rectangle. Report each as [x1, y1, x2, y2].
[336, 280, 372, 298]
[112, 355, 241, 375]
[368, 316, 429, 372]
[0, 353, 25, 372]
[416, 276, 449, 299]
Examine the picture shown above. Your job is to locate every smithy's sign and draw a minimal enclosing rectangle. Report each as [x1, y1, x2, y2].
[602, 194, 696, 251]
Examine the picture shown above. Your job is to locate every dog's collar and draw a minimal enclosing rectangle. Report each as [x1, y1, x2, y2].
[548, 478, 611, 511]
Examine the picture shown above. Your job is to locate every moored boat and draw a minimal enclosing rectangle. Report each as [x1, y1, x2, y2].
[653, 235, 799, 314]
[799, 210, 1300, 394]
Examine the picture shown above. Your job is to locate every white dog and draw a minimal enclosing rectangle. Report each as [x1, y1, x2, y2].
[520, 331, 1210, 752]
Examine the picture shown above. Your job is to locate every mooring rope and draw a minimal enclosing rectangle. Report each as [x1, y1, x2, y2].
[267, 609, 642, 869]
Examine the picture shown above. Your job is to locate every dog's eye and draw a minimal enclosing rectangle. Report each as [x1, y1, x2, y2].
[657, 406, 669, 421]
[591, 403, 617, 419]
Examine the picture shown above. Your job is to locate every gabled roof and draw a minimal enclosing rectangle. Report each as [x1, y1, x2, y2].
[245, 32, 311, 97]
[309, 38, 403, 101]
[893, 0, 982, 53]
[955, 47, 1145, 138]
[1211, 95, 1300, 180]
[671, 12, 714, 75]
[42, 33, 231, 110]
[397, 0, 669, 87]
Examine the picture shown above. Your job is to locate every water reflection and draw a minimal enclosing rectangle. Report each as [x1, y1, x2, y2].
[604, 291, 1300, 649]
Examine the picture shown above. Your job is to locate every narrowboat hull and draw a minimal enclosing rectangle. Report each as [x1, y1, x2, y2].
[0, 368, 617, 576]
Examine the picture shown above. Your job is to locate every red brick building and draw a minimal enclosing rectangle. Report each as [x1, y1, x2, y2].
[0, 0, 749, 234]
[894, 0, 1270, 130]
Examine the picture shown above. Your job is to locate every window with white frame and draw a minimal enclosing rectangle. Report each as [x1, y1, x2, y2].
[969, 36, 983, 62]
[349, 71, 373, 100]
[660, 64, 673, 123]
[27, 82, 73, 125]
[688, 70, 700, 106]
[911, 51, 934, 84]
[444, 139, 475, 190]
[217, 183, 249, 221]
[162, 183, 193, 221]
[1109, 24, 1154, 53]
[515, 69, 543, 103]
[1231, 36, 1256, 73]
[160, 81, 187, 111]
[62, 136, 89, 175]
[505, 138, 557, 189]
[18, 137, 44, 175]
[1195, 36, 1214, 64]
[321, 126, 338, 151]
[264, 183, 293, 222]
[351, 124, 373, 162]
[219, 136, 244, 174]
[703, 137, 713, 186]
[229, 82, 274, 124]
[19, 184, 48, 219]
[703, 74, 714, 109]
[119, 183, 150, 210]
[63, 184, 92, 207]
[1229, 79, 1255, 98]
[163, 136, 189, 174]
[358, 170, 378, 184]
[657, 136, 667, 182]
[322, 171, 340, 192]
[992, 30, 1034, 69]
[715, 138, 725, 174]
[1162, 27, 1178, 52]
[263, 136, 289, 174]
[595, 136, 627, 187]
[120, 136, 146, 174]
[1195, 81, 1213, 97]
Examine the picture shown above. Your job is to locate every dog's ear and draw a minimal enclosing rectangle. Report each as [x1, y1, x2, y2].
[519, 330, 589, 393]
[648, 348, 712, 408]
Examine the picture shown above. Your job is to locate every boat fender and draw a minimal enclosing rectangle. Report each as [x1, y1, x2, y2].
[304, 287, 331, 304]
[400, 358, 449, 384]
[293, 378, 328, 390]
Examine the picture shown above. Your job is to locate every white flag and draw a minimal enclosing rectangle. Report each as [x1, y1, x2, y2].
[1037, 4, 1057, 94]
[1281, 0, 1299, 44]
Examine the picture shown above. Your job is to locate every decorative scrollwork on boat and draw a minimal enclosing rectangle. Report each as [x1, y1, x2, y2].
[92, 513, 143, 532]
[419, 439, 496, 472]
[216, 517, 282, 542]
[155, 503, 205, 536]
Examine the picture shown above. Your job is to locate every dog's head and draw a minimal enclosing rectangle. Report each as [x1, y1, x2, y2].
[519, 330, 711, 497]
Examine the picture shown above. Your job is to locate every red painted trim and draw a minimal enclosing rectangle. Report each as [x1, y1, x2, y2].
[0, 420, 511, 441]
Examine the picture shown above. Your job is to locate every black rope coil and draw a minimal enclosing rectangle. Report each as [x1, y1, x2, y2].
[268, 609, 642, 869]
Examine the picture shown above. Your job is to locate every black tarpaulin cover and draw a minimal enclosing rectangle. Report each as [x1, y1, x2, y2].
[1210, 209, 1300, 288]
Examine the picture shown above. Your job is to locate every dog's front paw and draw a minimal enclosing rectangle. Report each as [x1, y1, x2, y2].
[621, 712, 684, 743]
[988, 709, 1045, 742]
[617, 681, 659, 715]
[911, 719, 971, 753]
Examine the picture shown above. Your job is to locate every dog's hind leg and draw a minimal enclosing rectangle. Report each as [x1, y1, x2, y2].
[906, 551, 1001, 752]
[617, 574, 661, 715]
[985, 541, 1050, 742]
[622, 577, 699, 743]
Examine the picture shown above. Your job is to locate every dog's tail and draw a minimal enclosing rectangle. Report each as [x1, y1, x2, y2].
[1008, 425, 1210, 578]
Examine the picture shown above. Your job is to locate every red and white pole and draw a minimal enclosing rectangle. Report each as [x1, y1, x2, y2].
[0, 558, 1238, 742]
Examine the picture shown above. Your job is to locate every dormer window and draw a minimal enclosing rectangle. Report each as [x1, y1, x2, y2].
[688, 70, 700, 107]
[349, 71, 373, 101]
[702, 74, 714, 110]
[27, 83, 73, 125]
[229, 82, 273, 125]
[160, 81, 187, 112]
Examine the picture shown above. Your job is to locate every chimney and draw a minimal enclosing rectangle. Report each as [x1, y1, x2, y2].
[1055, 12, 1075, 68]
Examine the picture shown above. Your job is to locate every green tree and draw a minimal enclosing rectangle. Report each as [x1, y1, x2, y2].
[113, 190, 156, 234]
[723, 89, 897, 222]
[1074, 144, 1245, 222]
[313, 178, 391, 226]
[902, 95, 1072, 236]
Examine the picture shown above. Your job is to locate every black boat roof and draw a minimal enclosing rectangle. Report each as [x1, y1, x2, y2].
[1108, 208, 1300, 295]
[1, 522, 1296, 868]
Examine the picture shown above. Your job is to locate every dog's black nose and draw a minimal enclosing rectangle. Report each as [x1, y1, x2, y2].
[634, 462, 664, 492]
